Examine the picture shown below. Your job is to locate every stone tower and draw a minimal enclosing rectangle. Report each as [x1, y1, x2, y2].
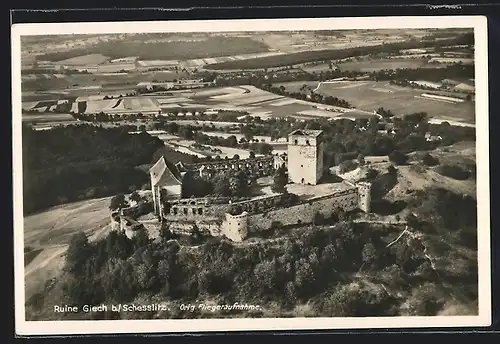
[357, 181, 372, 213]
[287, 129, 324, 185]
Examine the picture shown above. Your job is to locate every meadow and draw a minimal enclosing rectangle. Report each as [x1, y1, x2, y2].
[22, 112, 77, 124]
[279, 80, 475, 123]
[22, 71, 189, 95]
[336, 58, 443, 72]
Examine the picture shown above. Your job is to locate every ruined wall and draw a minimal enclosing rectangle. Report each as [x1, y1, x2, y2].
[246, 189, 359, 232]
[166, 219, 222, 237]
[228, 194, 288, 215]
[193, 155, 277, 180]
[162, 198, 233, 218]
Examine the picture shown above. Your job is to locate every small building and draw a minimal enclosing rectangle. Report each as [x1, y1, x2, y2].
[150, 156, 184, 216]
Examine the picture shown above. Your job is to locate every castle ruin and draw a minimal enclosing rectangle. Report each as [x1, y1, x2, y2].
[114, 129, 372, 241]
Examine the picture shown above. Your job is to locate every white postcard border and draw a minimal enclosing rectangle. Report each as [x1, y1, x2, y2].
[12, 15, 491, 335]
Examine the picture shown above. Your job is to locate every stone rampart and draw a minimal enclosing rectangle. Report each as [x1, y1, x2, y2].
[246, 188, 359, 233]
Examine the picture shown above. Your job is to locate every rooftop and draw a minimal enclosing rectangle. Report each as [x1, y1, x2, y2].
[288, 129, 323, 137]
[149, 156, 183, 186]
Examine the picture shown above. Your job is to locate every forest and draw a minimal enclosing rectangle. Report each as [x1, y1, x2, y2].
[22, 124, 165, 214]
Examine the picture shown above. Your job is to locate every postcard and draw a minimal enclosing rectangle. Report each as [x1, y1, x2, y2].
[12, 15, 491, 335]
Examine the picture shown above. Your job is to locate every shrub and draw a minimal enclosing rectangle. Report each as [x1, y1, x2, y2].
[338, 160, 358, 174]
[388, 150, 408, 165]
[422, 153, 439, 166]
[436, 164, 470, 180]
[365, 168, 379, 180]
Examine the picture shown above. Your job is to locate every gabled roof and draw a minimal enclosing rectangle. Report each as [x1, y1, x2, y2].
[289, 129, 323, 137]
[150, 156, 183, 187]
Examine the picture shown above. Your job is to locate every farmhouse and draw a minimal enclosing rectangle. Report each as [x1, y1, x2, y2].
[115, 129, 372, 242]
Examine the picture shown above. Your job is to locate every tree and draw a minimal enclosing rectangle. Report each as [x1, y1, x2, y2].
[271, 164, 288, 193]
[388, 150, 408, 165]
[253, 260, 278, 295]
[366, 168, 379, 180]
[361, 242, 377, 269]
[109, 194, 127, 210]
[422, 153, 439, 166]
[405, 213, 420, 229]
[249, 151, 256, 159]
[129, 191, 141, 203]
[387, 165, 397, 175]
[233, 154, 240, 160]
[65, 232, 91, 275]
[132, 228, 150, 250]
[338, 160, 357, 174]
[213, 175, 231, 197]
[357, 153, 365, 165]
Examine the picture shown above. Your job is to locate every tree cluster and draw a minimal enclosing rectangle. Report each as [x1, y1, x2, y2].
[22, 124, 164, 214]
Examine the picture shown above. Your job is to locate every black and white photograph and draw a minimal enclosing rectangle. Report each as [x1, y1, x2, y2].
[12, 16, 491, 335]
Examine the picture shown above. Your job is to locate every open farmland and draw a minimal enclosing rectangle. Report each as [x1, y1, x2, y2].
[62, 85, 374, 121]
[337, 58, 443, 72]
[22, 70, 189, 96]
[204, 33, 473, 70]
[36, 37, 271, 62]
[278, 80, 475, 123]
[55, 53, 110, 66]
[22, 112, 77, 125]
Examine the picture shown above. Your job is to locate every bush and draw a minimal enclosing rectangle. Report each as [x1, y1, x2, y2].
[338, 160, 358, 174]
[365, 168, 379, 180]
[422, 153, 439, 166]
[436, 164, 470, 180]
[388, 150, 408, 165]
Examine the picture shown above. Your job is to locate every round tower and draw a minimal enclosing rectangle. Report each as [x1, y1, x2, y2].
[357, 181, 372, 213]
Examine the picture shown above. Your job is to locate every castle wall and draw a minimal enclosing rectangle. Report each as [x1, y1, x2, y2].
[316, 142, 325, 182]
[246, 189, 359, 233]
[228, 194, 287, 215]
[166, 219, 222, 237]
[192, 156, 277, 180]
[163, 202, 232, 218]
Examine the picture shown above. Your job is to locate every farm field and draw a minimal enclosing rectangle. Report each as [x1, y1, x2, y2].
[146, 85, 367, 120]
[36, 37, 272, 62]
[336, 58, 443, 72]
[21, 70, 189, 97]
[278, 80, 475, 123]
[56, 53, 110, 66]
[22, 112, 77, 124]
